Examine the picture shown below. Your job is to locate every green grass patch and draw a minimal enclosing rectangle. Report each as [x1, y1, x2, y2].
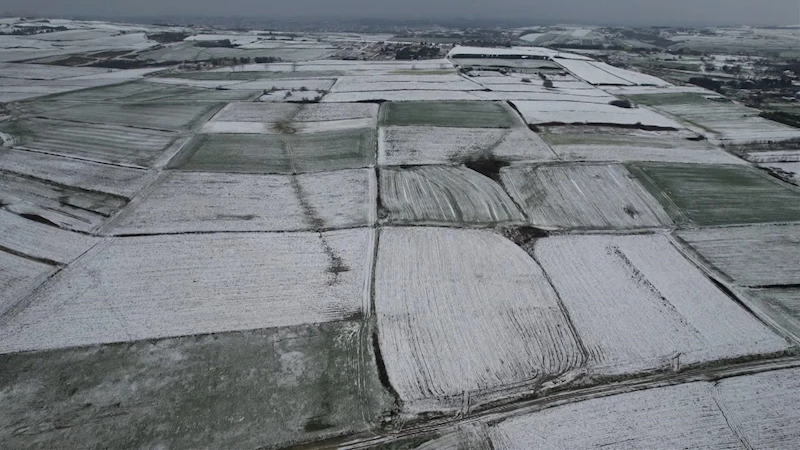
[627, 163, 800, 226]
[0, 321, 394, 450]
[170, 128, 376, 174]
[379, 101, 516, 128]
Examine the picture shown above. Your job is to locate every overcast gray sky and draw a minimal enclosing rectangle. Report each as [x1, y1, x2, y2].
[4, 0, 799, 26]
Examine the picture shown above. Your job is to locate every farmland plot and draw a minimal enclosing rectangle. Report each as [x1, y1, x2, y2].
[379, 101, 518, 128]
[330, 76, 481, 92]
[762, 162, 800, 185]
[203, 102, 378, 133]
[500, 164, 673, 230]
[375, 227, 584, 411]
[0, 229, 372, 353]
[625, 93, 800, 143]
[380, 166, 524, 225]
[379, 126, 556, 165]
[36, 102, 224, 131]
[39, 81, 256, 103]
[676, 225, 800, 286]
[0, 210, 99, 264]
[0, 323, 393, 450]
[109, 169, 371, 234]
[170, 129, 376, 174]
[714, 368, 800, 449]
[489, 382, 742, 450]
[469, 90, 617, 104]
[2, 118, 176, 168]
[534, 234, 789, 376]
[553, 58, 635, 85]
[0, 172, 128, 233]
[628, 163, 800, 226]
[511, 101, 682, 129]
[0, 148, 152, 198]
[322, 90, 479, 103]
[742, 288, 800, 340]
[0, 250, 55, 316]
[541, 127, 746, 164]
[211, 102, 378, 123]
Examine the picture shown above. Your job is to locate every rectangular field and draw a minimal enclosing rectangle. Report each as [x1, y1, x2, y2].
[380, 166, 524, 225]
[533, 234, 788, 376]
[541, 128, 746, 164]
[676, 225, 800, 286]
[625, 93, 800, 143]
[0, 172, 128, 233]
[0, 250, 55, 315]
[628, 163, 800, 226]
[210, 102, 378, 123]
[500, 164, 673, 230]
[379, 101, 518, 128]
[743, 288, 800, 339]
[36, 102, 223, 131]
[511, 101, 682, 129]
[170, 128, 376, 174]
[109, 170, 372, 234]
[490, 382, 742, 450]
[2, 118, 176, 168]
[0, 148, 152, 198]
[0, 210, 99, 264]
[379, 126, 556, 165]
[330, 76, 481, 92]
[375, 227, 584, 411]
[553, 58, 636, 85]
[0, 322, 393, 450]
[0, 229, 372, 353]
[713, 368, 800, 449]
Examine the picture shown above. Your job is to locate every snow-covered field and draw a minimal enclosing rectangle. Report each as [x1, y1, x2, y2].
[554, 58, 635, 85]
[109, 170, 372, 234]
[541, 128, 747, 164]
[490, 382, 743, 449]
[0, 229, 372, 353]
[4, 118, 177, 168]
[676, 225, 800, 287]
[512, 101, 682, 128]
[210, 101, 378, 123]
[376, 227, 584, 411]
[0, 250, 55, 315]
[323, 90, 480, 102]
[380, 166, 525, 225]
[501, 164, 673, 230]
[0, 171, 127, 233]
[0, 148, 152, 197]
[379, 126, 557, 165]
[330, 75, 481, 92]
[534, 234, 789, 376]
[0, 210, 99, 264]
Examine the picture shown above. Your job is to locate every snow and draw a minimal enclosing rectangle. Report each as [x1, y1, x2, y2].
[587, 61, 671, 86]
[490, 382, 743, 450]
[534, 234, 789, 376]
[0, 250, 55, 316]
[376, 227, 584, 411]
[0, 210, 99, 264]
[323, 90, 480, 102]
[379, 126, 557, 165]
[0, 228, 372, 353]
[108, 170, 371, 234]
[202, 118, 375, 134]
[330, 76, 481, 92]
[713, 368, 800, 449]
[211, 102, 378, 123]
[447, 45, 590, 61]
[0, 62, 116, 80]
[380, 166, 525, 225]
[0, 148, 152, 198]
[677, 225, 800, 287]
[501, 164, 673, 230]
[762, 162, 800, 184]
[512, 101, 683, 128]
[554, 58, 635, 85]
